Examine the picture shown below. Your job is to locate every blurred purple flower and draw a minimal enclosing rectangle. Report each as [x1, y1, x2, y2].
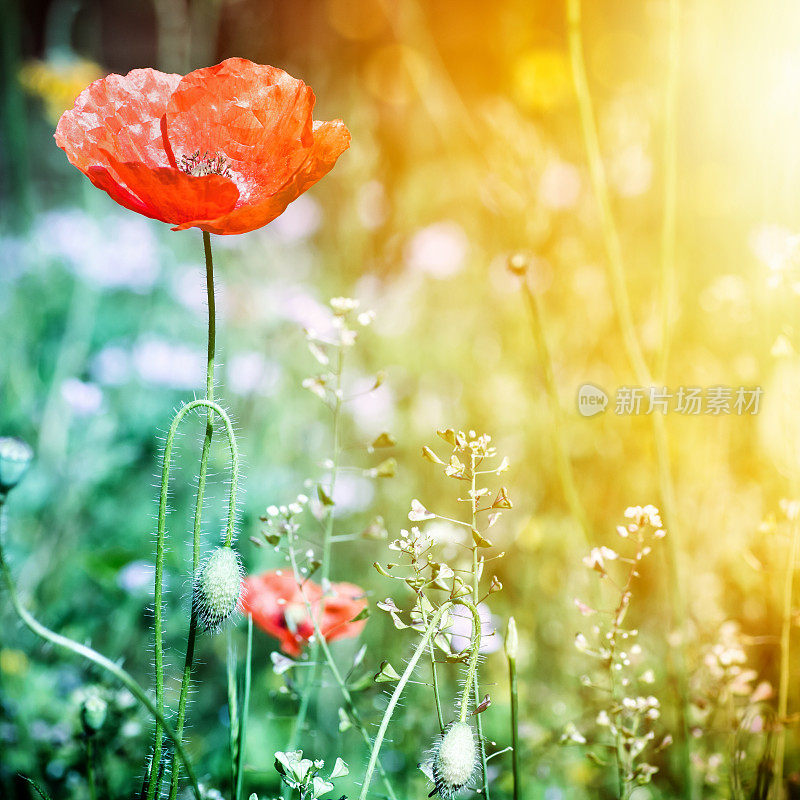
[227, 351, 282, 396]
[117, 560, 155, 595]
[448, 601, 501, 655]
[60, 378, 103, 416]
[34, 208, 160, 292]
[133, 337, 206, 389]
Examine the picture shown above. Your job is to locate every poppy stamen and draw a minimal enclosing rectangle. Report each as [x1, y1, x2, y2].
[179, 149, 233, 179]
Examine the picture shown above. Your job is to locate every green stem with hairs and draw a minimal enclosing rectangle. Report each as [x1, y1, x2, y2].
[0, 505, 201, 800]
[168, 230, 218, 800]
[358, 599, 481, 800]
[147, 396, 239, 798]
[470, 454, 490, 798]
[286, 530, 399, 800]
[566, 1, 693, 792]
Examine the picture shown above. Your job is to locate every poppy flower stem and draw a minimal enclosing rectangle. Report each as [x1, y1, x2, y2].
[284, 529, 399, 800]
[0, 503, 202, 800]
[358, 599, 482, 800]
[166, 231, 220, 800]
[147, 392, 239, 800]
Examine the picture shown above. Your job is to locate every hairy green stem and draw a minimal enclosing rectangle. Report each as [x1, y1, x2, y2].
[168, 230, 218, 800]
[358, 600, 481, 800]
[286, 531, 399, 800]
[0, 506, 201, 800]
[566, 1, 693, 792]
[470, 455, 490, 798]
[148, 396, 239, 798]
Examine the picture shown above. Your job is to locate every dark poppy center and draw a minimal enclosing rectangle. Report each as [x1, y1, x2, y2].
[179, 149, 233, 179]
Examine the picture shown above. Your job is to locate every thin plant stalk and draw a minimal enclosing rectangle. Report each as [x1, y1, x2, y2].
[566, 1, 693, 791]
[0, 505, 202, 800]
[236, 614, 253, 800]
[168, 229, 217, 800]
[521, 277, 591, 544]
[227, 630, 239, 794]
[86, 738, 97, 800]
[285, 529, 399, 800]
[506, 618, 520, 800]
[773, 512, 800, 799]
[429, 629, 445, 732]
[470, 453, 490, 799]
[358, 600, 482, 800]
[287, 346, 345, 755]
[658, 0, 681, 381]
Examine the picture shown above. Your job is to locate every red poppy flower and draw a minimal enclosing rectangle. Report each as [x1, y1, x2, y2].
[241, 570, 367, 657]
[54, 58, 350, 235]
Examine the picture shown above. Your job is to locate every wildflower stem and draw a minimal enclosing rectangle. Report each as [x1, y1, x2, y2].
[148, 397, 239, 799]
[286, 530, 399, 800]
[358, 602, 452, 800]
[235, 614, 253, 800]
[457, 600, 483, 724]
[658, 0, 681, 381]
[288, 345, 345, 756]
[0, 505, 202, 800]
[566, 1, 693, 792]
[508, 653, 519, 800]
[430, 635, 445, 731]
[520, 277, 591, 544]
[168, 229, 218, 800]
[470, 454, 490, 799]
[774, 512, 799, 799]
[86, 737, 97, 800]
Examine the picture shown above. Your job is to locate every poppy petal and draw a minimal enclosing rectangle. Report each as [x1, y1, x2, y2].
[55, 68, 180, 174]
[176, 119, 351, 235]
[165, 58, 316, 199]
[100, 158, 239, 225]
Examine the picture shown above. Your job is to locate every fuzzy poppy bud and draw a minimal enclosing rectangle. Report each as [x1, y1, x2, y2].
[80, 693, 107, 735]
[0, 437, 33, 498]
[428, 721, 478, 799]
[193, 546, 243, 633]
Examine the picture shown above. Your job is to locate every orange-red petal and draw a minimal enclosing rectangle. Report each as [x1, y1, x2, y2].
[55, 68, 180, 174]
[165, 58, 316, 199]
[175, 119, 351, 235]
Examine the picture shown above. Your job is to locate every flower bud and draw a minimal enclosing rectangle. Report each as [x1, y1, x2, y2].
[0, 437, 33, 497]
[193, 546, 243, 632]
[81, 693, 107, 734]
[429, 721, 477, 799]
[505, 616, 518, 661]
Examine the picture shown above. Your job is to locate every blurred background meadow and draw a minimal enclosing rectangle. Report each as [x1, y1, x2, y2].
[4, 0, 800, 798]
